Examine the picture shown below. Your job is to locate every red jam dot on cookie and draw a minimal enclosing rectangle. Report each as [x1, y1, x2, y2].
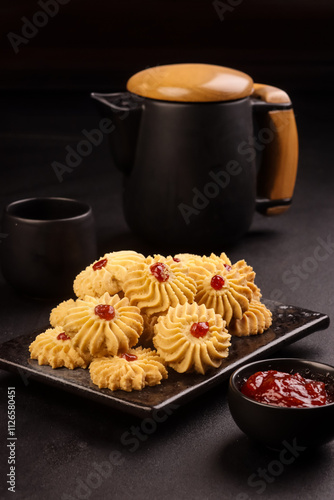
[57, 332, 70, 341]
[150, 262, 169, 282]
[211, 274, 225, 290]
[92, 258, 108, 271]
[190, 322, 209, 338]
[120, 353, 138, 362]
[173, 257, 181, 262]
[94, 304, 115, 320]
[224, 264, 232, 271]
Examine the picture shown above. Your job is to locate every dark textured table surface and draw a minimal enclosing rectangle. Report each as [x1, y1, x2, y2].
[0, 88, 334, 500]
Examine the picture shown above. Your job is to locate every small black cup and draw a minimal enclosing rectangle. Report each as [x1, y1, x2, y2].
[0, 197, 97, 298]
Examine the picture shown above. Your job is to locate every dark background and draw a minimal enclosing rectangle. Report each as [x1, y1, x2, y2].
[1, 2, 334, 499]
[1, 0, 333, 91]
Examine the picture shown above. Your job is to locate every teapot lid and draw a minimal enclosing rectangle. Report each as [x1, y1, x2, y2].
[126, 63, 254, 102]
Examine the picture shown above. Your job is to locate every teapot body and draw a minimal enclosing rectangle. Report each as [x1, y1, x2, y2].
[123, 97, 256, 249]
[93, 64, 298, 250]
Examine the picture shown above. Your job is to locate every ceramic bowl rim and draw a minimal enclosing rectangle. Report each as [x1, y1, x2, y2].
[4, 197, 92, 223]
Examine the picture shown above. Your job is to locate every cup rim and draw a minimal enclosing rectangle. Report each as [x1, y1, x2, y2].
[4, 197, 92, 223]
[229, 357, 334, 411]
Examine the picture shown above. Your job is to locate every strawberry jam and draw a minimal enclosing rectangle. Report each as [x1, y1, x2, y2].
[120, 352, 138, 362]
[57, 332, 70, 341]
[93, 258, 108, 271]
[211, 274, 225, 290]
[241, 370, 329, 408]
[173, 257, 181, 262]
[94, 304, 115, 320]
[190, 322, 209, 338]
[150, 262, 169, 282]
[224, 264, 232, 272]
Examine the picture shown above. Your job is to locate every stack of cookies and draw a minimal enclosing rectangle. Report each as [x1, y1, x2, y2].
[29, 250, 272, 392]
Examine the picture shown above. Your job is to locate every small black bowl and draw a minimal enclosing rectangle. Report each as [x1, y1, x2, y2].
[228, 358, 334, 449]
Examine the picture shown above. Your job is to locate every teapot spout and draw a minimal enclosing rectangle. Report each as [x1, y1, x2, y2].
[91, 92, 143, 174]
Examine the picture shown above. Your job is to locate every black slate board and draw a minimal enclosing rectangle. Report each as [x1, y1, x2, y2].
[0, 300, 330, 417]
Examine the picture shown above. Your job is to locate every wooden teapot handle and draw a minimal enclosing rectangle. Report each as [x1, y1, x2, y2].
[252, 83, 299, 216]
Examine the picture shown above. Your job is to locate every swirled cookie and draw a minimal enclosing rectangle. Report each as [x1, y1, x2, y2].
[173, 253, 199, 267]
[189, 261, 253, 325]
[50, 298, 76, 327]
[173, 253, 229, 279]
[232, 259, 261, 300]
[228, 300, 272, 336]
[29, 326, 91, 369]
[153, 302, 231, 374]
[73, 250, 145, 299]
[232, 259, 255, 282]
[62, 293, 143, 357]
[123, 255, 197, 316]
[89, 347, 167, 392]
[201, 252, 232, 270]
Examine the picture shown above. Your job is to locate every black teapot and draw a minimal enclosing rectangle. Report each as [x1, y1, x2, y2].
[92, 63, 298, 249]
